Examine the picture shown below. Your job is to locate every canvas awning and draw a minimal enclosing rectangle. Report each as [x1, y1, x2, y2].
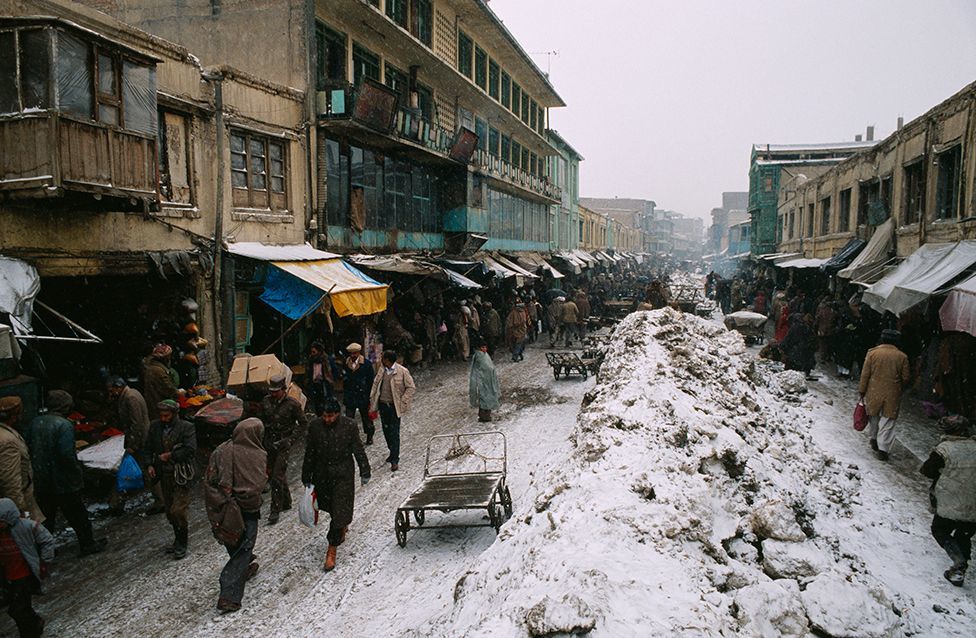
[776, 257, 828, 269]
[556, 251, 585, 273]
[821, 239, 866, 274]
[572, 249, 599, 266]
[861, 242, 957, 314]
[510, 253, 565, 279]
[881, 241, 976, 316]
[346, 254, 481, 289]
[477, 255, 520, 279]
[838, 219, 894, 281]
[492, 254, 539, 279]
[226, 243, 387, 318]
[940, 272, 976, 337]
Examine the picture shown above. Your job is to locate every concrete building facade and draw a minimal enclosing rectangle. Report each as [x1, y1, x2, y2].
[546, 129, 582, 251]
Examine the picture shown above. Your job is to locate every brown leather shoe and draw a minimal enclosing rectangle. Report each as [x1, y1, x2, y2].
[324, 545, 337, 572]
[246, 562, 259, 581]
[391, 463, 399, 472]
[217, 598, 241, 613]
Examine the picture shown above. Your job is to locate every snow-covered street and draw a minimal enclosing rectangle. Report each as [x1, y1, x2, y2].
[6, 312, 976, 637]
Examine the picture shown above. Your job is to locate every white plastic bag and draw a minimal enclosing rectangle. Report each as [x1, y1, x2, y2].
[298, 485, 318, 529]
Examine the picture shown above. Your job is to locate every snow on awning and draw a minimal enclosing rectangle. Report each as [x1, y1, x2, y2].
[226, 242, 341, 261]
[940, 272, 976, 337]
[511, 253, 565, 279]
[861, 242, 957, 314]
[492, 253, 539, 279]
[882, 241, 976, 316]
[266, 260, 387, 318]
[346, 254, 482, 290]
[775, 257, 828, 269]
[478, 255, 520, 279]
[573, 249, 599, 265]
[729, 252, 752, 261]
[759, 252, 800, 262]
[838, 219, 894, 281]
[555, 251, 585, 273]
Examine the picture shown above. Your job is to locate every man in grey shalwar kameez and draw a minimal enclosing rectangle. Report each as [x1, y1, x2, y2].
[469, 339, 501, 422]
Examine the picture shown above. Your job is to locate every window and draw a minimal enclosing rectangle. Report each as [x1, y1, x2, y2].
[788, 208, 795, 239]
[411, 0, 433, 46]
[763, 176, 773, 192]
[500, 135, 511, 163]
[352, 43, 380, 85]
[903, 159, 926, 224]
[858, 180, 880, 226]
[529, 99, 537, 131]
[806, 203, 814, 238]
[0, 32, 17, 113]
[55, 31, 92, 119]
[95, 48, 123, 126]
[386, 0, 407, 27]
[838, 188, 851, 232]
[384, 63, 408, 106]
[474, 46, 487, 90]
[520, 92, 530, 123]
[475, 118, 487, 152]
[230, 130, 287, 210]
[488, 60, 499, 99]
[537, 105, 545, 134]
[315, 22, 347, 89]
[511, 140, 521, 169]
[936, 145, 962, 220]
[158, 110, 192, 204]
[500, 71, 511, 108]
[457, 31, 473, 78]
[488, 127, 499, 157]
[820, 197, 831, 235]
[521, 146, 530, 171]
[18, 30, 52, 111]
[530, 152, 538, 177]
[416, 83, 433, 120]
[511, 82, 521, 116]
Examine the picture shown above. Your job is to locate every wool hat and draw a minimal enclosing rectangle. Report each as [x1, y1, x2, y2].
[346, 342, 363, 353]
[46, 390, 73, 415]
[152, 344, 173, 359]
[157, 399, 180, 413]
[322, 397, 342, 414]
[0, 396, 22, 420]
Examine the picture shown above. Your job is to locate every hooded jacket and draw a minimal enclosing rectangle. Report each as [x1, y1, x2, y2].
[27, 412, 84, 495]
[469, 350, 501, 410]
[206, 418, 267, 513]
[0, 422, 44, 523]
[0, 497, 55, 584]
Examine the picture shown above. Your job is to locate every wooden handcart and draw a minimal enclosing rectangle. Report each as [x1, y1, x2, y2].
[546, 352, 596, 380]
[395, 431, 512, 547]
[723, 311, 768, 345]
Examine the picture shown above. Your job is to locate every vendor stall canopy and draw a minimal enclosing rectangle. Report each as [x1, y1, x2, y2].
[940, 271, 976, 338]
[863, 240, 976, 316]
[346, 254, 481, 289]
[226, 243, 387, 319]
[838, 219, 895, 282]
[820, 239, 866, 274]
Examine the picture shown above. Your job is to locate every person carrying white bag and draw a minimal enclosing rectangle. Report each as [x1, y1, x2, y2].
[301, 397, 370, 572]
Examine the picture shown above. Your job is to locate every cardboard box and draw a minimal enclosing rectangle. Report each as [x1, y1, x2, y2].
[286, 382, 308, 411]
[226, 353, 293, 393]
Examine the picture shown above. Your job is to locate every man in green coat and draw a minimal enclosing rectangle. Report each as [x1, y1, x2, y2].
[27, 391, 107, 556]
[469, 339, 501, 422]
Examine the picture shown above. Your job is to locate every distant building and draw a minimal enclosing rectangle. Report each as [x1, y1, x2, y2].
[547, 130, 583, 251]
[706, 191, 748, 255]
[748, 140, 877, 255]
[578, 205, 608, 250]
[579, 197, 655, 251]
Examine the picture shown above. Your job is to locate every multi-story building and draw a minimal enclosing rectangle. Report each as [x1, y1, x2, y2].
[579, 196, 653, 252]
[546, 129, 582, 251]
[1, 0, 308, 378]
[748, 139, 877, 256]
[578, 204, 607, 251]
[777, 81, 976, 260]
[706, 191, 748, 255]
[94, 0, 568, 254]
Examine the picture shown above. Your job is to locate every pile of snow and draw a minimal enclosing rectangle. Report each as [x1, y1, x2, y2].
[418, 308, 899, 637]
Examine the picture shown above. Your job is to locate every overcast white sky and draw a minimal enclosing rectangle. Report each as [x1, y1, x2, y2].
[489, 0, 976, 220]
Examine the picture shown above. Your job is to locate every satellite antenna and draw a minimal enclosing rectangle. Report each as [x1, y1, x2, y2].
[528, 50, 559, 75]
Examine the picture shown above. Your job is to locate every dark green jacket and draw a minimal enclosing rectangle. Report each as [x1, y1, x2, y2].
[27, 414, 84, 495]
[146, 418, 197, 475]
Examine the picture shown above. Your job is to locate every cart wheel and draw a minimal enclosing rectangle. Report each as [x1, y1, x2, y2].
[395, 510, 409, 547]
[581, 368, 588, 380]
[488, 494, 504, 532]
[501, 484, 513, 519]
[414, 509, 425, 526]
[553, 367, 560, 380]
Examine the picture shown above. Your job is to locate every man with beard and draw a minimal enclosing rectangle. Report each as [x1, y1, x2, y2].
[301, 398, 370, 572]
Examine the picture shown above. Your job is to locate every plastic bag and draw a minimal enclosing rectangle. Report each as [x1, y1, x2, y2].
[853, 400, 868, 432]
[298, 485, 318, 529]
[116, 453, 145, 493]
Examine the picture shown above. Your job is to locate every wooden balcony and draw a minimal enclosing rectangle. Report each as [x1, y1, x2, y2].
[0, 112, 158, 208]
[473, 149, 561, 204]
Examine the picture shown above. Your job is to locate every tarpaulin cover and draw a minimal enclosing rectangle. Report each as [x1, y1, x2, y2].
[56, 31, 92, 119]
[436, 259, 488, 279]
[478, 255, 520, 279]
[883, 241, 976, 316]
[820, 238, 866, 274]
[838, 219, 894, 281]
[940, 272, 976, 337]
[492, 254, 539, 279]
[514, 253, 564, 279]
[555, 252, 583, 274]
[121, 60, 157, 136]
[227, 242, 341, 261]
[0, 256, 40, 334]
[269, 260, 387, 318]
[346, 254, 442, 277]
[259, 265, 323, 320]
[861, 243, 956, 313]
[441, 268, 482, 289]
[775, 257, 828, 269]
[77, 435, 125, 472]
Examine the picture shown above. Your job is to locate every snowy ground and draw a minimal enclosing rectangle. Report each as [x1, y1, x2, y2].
[8, 311, 976, 637]
[4, 340, 593, 637]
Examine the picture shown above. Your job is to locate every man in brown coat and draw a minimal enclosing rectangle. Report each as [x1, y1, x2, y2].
[0, 397, 44, 523]
[106, 377, 162, 514]
[143, 344, 179, 420]
[261, 374, 307, 524]
[859, 329, 911, 461]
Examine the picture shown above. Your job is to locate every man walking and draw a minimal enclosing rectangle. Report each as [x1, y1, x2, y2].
[482, 302, 503, 355]
[342, 343, 375, 445]
[27, 391, 106, 556]
[106, 377, 161, 515]
[561, 295, 580, 347]
[302, 398, 370, 572]
[0, 397, 44, 523]
[469, 339, 501, 422]
[147, 399, 196, 559]
[143, 344, 179, 420]
[261, 374, 307, 524]
[369, 350, 416, 472]
[546, 298, 564, 348]
[205, 417, 267, 613]
[505, 302, 528, 362]
[0, 497, 55, 637]
[859, 329, 911, 461]
[920, 416, 976, 587]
